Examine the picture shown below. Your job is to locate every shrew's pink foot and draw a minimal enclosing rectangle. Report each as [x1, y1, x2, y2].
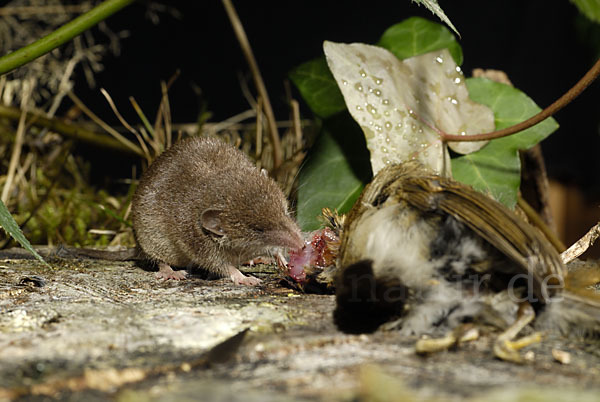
[156, 262, 188, 280]
[244, 256, 274, 266]
[228, 265, 261, 286]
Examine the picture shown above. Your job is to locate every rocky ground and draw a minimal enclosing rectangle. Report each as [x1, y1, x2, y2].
[1, 254, 599, 401]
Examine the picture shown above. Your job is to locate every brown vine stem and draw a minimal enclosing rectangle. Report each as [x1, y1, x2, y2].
[442, 57, 600, 142]
[221, 0, 283, 170]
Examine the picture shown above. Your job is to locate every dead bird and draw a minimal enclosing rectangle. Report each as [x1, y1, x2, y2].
[334, 162, 600, 362]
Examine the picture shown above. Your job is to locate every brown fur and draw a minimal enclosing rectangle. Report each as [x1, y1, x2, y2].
[131, 137, 303, 278]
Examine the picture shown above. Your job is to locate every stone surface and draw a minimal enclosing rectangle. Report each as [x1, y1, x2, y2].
[0, 256, 599, 401]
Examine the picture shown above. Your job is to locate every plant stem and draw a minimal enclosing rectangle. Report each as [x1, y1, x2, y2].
[1, 82, 32, 204]
[560, 221, 600, 264]
[0, 0, 134, 75]
[222, 0, 283, 170]
[0, 104, 140, 155]
[443, 57, 600, 142]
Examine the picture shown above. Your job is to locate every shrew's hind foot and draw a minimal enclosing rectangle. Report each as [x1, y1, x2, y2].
[228, 266, 262, 286]
[156, 262, 188, 280]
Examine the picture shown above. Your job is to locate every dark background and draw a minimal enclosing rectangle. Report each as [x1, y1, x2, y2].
[75, 0, 599, 194]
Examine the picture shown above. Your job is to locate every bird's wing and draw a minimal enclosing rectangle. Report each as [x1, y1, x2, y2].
[364, 163, 566, 298]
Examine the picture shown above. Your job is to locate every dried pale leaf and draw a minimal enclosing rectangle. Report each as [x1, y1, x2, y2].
[402, 49, 494, 155]
[324, 42, 494, 175]
[324, 41, 446, 175]
[412, 0, 460, 37]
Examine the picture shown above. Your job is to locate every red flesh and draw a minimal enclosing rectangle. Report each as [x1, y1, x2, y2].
[287, 227, 338, 283]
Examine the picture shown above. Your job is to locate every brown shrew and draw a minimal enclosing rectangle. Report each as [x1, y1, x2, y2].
[130, 136, 303, 285]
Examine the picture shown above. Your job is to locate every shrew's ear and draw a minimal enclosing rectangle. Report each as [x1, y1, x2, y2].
[201, 209, 225, 236]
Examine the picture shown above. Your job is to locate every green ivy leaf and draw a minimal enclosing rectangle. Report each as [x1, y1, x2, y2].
[570, 0, 600, 23]
[377, 16, 463, 65]
[289, 57, 346, 118]
[452, 78, 559, 208]
[0, 199, 50, 267]
[296, 116, 372, 230]
[411, 0, 460, 37]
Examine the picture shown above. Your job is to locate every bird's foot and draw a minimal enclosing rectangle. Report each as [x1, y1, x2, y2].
[493, 332, 543, 363]
[415, 324, 479, 354]
[492, 301, 540, 363]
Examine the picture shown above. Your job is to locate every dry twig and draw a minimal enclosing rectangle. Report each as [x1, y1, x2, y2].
[221, 0, 282, 169]
[67, 91, 143, 157]
[561, 222, 600, 264]
[1, 79, 33, 204]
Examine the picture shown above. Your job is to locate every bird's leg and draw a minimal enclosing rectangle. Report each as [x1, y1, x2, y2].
[493, 301, 543, 363]
[415, 323, 480, 354]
